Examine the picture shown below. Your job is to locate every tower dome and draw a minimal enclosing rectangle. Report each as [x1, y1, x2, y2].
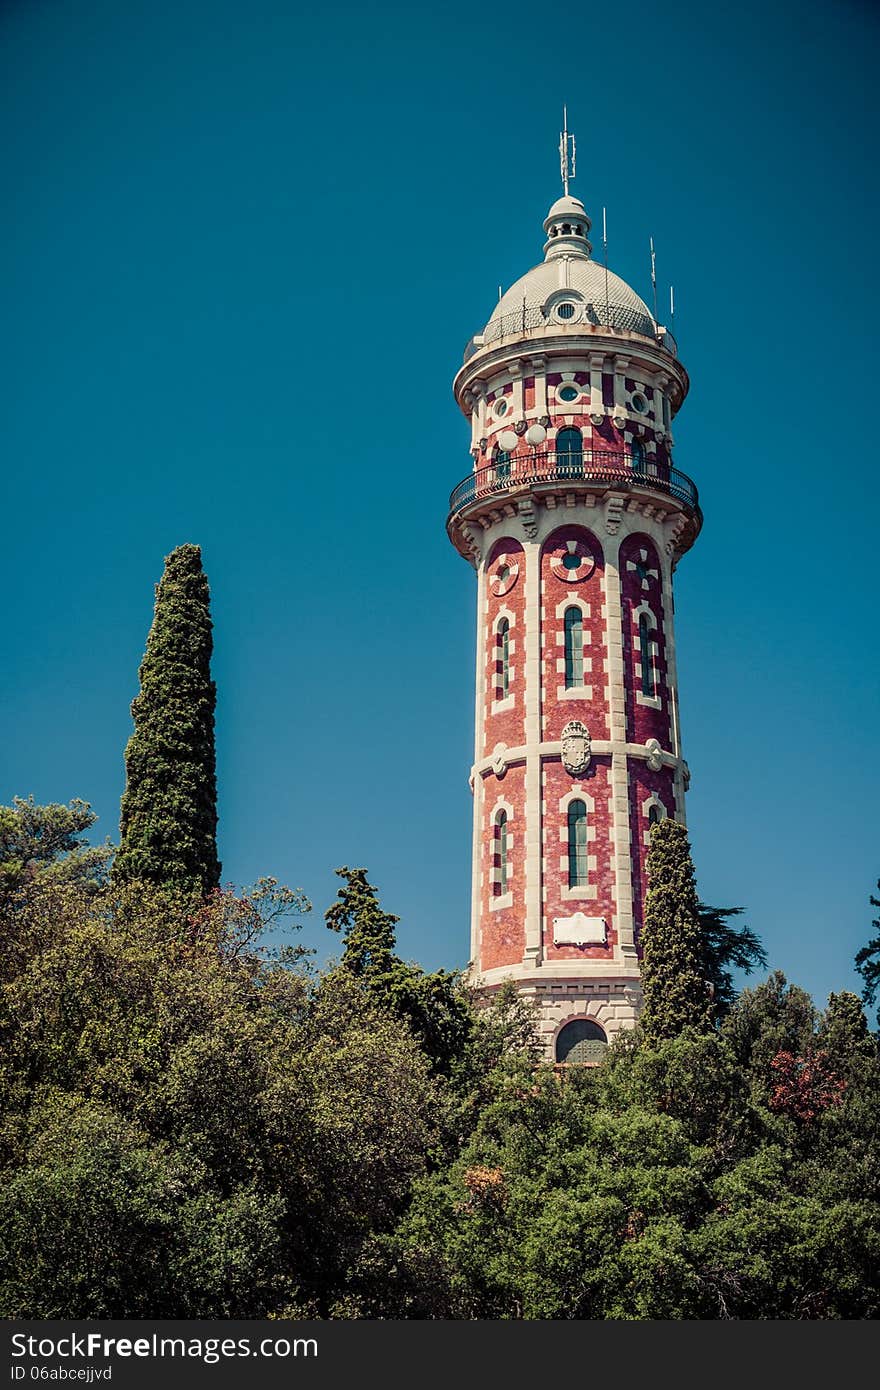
[473, 194, 662, 355]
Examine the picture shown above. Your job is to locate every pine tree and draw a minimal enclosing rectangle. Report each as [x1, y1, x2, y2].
[325, 867, 398, 976]
[818, 991, 877, 1066]
[854, 880, 880, 1030]
[113, 544, 221, 895]
[698, 902, 767, 1018]
[640, 819, 713, 1043]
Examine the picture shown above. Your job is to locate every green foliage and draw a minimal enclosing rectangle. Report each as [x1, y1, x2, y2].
[698, 903, 767, 1018]
[113, 544, 221, 896]
[0, 866, 439, 1318]
[326, 866, 477, 1078]
[0, 796, 110, 909]
[382, 1016, 880, 1319]
[854, 879, 880, 1029]
[3, 807, 878, 1320]
[640, 820, 713, 1043]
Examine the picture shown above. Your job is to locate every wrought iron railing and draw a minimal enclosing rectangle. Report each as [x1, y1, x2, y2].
[447, 448, 700, 520]
[463, 300, 677, 362]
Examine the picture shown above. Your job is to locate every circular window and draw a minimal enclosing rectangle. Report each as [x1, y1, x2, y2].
[631, 392, 649, 414]
[558, 384, 580, 403]
[497, 564, 510, 584]
[556, 302, 576, 320]
[562, 553, 581, 571]
[494, 398, 509, 418]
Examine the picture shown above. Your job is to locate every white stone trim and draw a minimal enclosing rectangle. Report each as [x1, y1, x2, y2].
[641, 792, 668, 847]
[632, 601, 662, 709]
[603, 539, 637, 960]
[523, 539, 543, 965]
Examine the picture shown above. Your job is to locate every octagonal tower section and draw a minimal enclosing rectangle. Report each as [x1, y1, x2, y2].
[447, 192, 702, 1062]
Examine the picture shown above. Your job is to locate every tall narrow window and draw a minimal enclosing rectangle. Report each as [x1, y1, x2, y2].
[496, 811, 509, 895]
[638, 613, 655, 696]
[497, 617, 510, 699]
[494, 446, 511, 481]
[556, 427, 583, 476]
[631, 438, 646, 472]
[564, 606, 584, 688]
[648, 804, 663, 826]
[567, 800, 588, 888]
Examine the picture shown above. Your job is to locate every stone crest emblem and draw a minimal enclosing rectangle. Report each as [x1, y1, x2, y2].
[561, 720, 591, 776]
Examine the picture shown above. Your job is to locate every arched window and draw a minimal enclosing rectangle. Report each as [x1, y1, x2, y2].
[638, 613, 655, 696]
[567, 799, 588, 888]
[497, 617, 510, 699]
[555, 1018, 607, 1064]
[631, 438, 646, 472]
[494, 445, 511, 481]
[495, 811, 509, 895]
[556, 427, 583, 477]
[564, 607, 584, 688]
[648, 804, 663, 826]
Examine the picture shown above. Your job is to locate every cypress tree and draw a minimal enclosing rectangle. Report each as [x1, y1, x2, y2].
[640, 818, 713, 1043]
[113, 544, 221, 895]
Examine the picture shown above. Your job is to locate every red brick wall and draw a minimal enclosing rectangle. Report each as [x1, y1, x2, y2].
[620, 533, 671, 749]
[540, 524, 609, 743]
[541, 755, 617, 961]
[479, 761, 526, 971]
[627, 759, 677, 952]
[483, 536, 526, 759]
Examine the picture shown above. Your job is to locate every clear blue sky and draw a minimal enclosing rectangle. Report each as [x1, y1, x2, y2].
[2, 0, 877, 1009]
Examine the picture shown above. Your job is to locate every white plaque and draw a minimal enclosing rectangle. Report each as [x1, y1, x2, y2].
[552, 913, 607, 946]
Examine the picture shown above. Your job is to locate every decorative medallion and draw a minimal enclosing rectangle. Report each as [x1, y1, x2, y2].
[549, 539, 595, 584]
[561, 720, 591, 776]
[645, 738, 663, 772]
[489, 552, 520, 597]
[491, 743, 508, 777]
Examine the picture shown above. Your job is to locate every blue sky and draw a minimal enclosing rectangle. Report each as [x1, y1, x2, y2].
[2, 0, 878, 1009]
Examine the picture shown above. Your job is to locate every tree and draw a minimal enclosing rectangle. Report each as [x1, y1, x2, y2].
[698, 903, 767, 1018]
[0, 797, 110, 909]
[722, 970, 817, 1084]
[326, 866, 398, 976]
[639, 820, 712, 1043]
[113, 544, 220, 896]
[326, 866, 474, 1078]
[854, 880, 880, 1030]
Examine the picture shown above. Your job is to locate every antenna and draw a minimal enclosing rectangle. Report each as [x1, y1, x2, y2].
[670, 284, 675, 324]
[559, 106, 576, 196]
[650, 236, 658, 326]
[602, 206, 610, 325]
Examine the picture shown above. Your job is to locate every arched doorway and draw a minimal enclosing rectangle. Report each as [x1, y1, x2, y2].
[555, 1018, 608, 1064]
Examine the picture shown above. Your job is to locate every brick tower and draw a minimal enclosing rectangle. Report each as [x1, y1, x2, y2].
[446, 142, 701, 1062]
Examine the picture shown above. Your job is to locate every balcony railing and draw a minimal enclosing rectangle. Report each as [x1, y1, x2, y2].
[463, 300, 678, 362]
[447, 448, 700, 521]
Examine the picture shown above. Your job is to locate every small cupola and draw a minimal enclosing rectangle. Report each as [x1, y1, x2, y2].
[543, 195, 593, 262]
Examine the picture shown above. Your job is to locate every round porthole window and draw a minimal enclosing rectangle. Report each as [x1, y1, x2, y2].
[556, 301, 576, 320]
[558, 384, 580, 403]
[631, 392, 649, 414]
[494, 398, 509, 418]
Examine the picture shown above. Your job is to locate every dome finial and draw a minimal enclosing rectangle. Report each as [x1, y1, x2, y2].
[559, 105, 576, 197]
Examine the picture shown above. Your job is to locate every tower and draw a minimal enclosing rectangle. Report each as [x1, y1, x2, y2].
[446, 141, 701, 1062]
